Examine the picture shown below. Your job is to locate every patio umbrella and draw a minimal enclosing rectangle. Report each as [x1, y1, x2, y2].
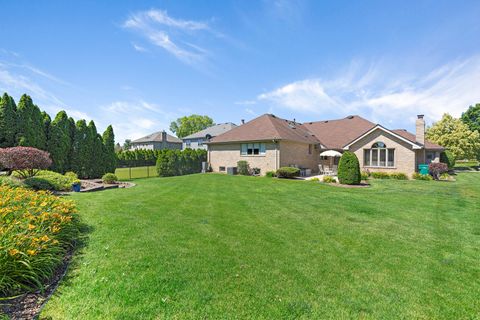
[320, 150, 342, 157]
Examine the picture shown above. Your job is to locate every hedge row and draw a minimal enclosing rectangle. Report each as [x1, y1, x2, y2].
[156, 149, 207, 177]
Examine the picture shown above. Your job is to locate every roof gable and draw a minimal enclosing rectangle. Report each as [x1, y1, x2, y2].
[342, 125, 422, 150]
[208, 114, 319, 144]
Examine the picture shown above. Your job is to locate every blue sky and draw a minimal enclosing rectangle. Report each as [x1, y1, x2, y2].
[1, 0, 479, 142]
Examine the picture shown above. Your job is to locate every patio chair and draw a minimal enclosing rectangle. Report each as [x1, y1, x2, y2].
[332, 165, 338, 175]
[324, 165, 333, 176]
[318, 164, 324, 174]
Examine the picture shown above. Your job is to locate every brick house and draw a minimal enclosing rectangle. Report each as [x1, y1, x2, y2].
[206, 114, 443, 176]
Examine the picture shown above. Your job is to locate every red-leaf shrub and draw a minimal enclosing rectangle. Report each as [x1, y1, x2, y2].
[0, 147, 52, 178]
[428, 162, 448, 180]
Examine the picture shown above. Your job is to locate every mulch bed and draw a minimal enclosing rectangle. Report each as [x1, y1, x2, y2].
[0, 249, 74, 320]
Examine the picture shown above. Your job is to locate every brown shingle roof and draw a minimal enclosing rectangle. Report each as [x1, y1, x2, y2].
[208, 114, 319, 144]
[391, 129, 444, 150]
[302, 115, 376, 149]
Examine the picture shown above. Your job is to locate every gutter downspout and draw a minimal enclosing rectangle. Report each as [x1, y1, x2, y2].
[273, 139, 279, 170]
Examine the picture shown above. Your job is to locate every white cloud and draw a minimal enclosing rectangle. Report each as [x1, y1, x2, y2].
[132, 43, 147, 52]
[123, 9, 211, 64]
[0, 66, 66, 107]
[245, 108, 257, 116]
[100, 100, 179, 142]
[256, 56, 480, 127]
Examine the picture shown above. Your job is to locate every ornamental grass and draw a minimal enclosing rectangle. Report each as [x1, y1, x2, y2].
[0, 186, 78, 296]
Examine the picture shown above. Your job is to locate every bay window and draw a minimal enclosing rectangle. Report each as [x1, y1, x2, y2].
[363, 142, 395, 167]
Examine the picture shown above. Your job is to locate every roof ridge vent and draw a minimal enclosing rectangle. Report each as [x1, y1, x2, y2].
[347, 115, 354, 119]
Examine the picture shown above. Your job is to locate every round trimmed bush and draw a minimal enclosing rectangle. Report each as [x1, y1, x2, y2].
[337, 151, 361, 185]
[102, 173, 118, 184]
[276, 167, 300, 178]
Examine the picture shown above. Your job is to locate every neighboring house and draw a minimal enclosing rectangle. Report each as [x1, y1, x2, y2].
[207, 114, 443, 176]
[182, 123, 237, 150]
[130, 130, 182, 151]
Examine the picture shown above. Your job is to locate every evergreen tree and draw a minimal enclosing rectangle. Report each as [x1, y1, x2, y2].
[15, 95, 46, 149]
[47, 111, 72, 173]
[71, 120, 89, 178]
[87, 120, 105, 178]
[42, 111, 51, 143]
[102, 125, 116, 173]
[0, 93, 17, 147]
[66, 117, 76, 171]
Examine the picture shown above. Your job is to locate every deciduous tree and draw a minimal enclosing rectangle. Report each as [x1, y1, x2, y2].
[170, 115, 214, 138]
[426, 114, 480, 160]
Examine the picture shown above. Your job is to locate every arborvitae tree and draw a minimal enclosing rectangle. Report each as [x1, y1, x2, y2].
[87, 120, 105, 178]
[42, 111, 51, 143]
[66, 116, 76, 171]
[0, 93, 17, 147]
[102, 125, 116, 173]
[15, 95, 46, 149]
[34, 105, 47, 150]
[71, 120, 89, 178]
[47, 111, 72, 173]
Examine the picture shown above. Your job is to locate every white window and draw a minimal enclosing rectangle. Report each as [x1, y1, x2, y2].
[364, 142, 395, 167]
[185, 140, 191, 148]
[241, 143, 266, 155]
[197, 139, 203, 147]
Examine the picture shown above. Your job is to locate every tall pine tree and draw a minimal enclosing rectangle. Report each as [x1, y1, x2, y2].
[102, 125, 116, 173]
[0, 93, 17, 147]
[48, 111, 72, 173]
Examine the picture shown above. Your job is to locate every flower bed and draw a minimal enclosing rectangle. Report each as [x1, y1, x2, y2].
[0, 186, 78, 296]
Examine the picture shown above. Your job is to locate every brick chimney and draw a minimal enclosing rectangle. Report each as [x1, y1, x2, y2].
[161, 130, 167, 142]
[415, 115, 425, 145]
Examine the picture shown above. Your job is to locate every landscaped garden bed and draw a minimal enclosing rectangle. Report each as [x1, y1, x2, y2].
[0, 186, 79, 319]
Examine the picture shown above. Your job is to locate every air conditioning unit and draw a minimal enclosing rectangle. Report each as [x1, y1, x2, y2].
[227, 167, 237, 175]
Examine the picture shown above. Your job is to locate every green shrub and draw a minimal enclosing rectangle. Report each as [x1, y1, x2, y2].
[156, 149, 207, 177]
[237, 161, 250, 175]
[337, 151, 360, 185]
[390, 173, 408, 180]
[12, 170, 79, 191]
[64, 171, 78, 180]
[102, 173, 118, 184]
[265, 171, 276, 178]
[0, 176, 24, 188]
[371, 172, 390, 179]
[361, 171, 369, 180]
[412, 172, 433, 181]
[276, 167, 300, 178]
[310, 177, 320, 182]
[323, 176, 336, 183]
[24, 177, 55, 190]
[440, 151, 456, 169]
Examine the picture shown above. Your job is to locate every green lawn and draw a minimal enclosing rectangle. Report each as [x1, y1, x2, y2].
[115, 166, 157, 180]
[42, 174, 480, 319]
